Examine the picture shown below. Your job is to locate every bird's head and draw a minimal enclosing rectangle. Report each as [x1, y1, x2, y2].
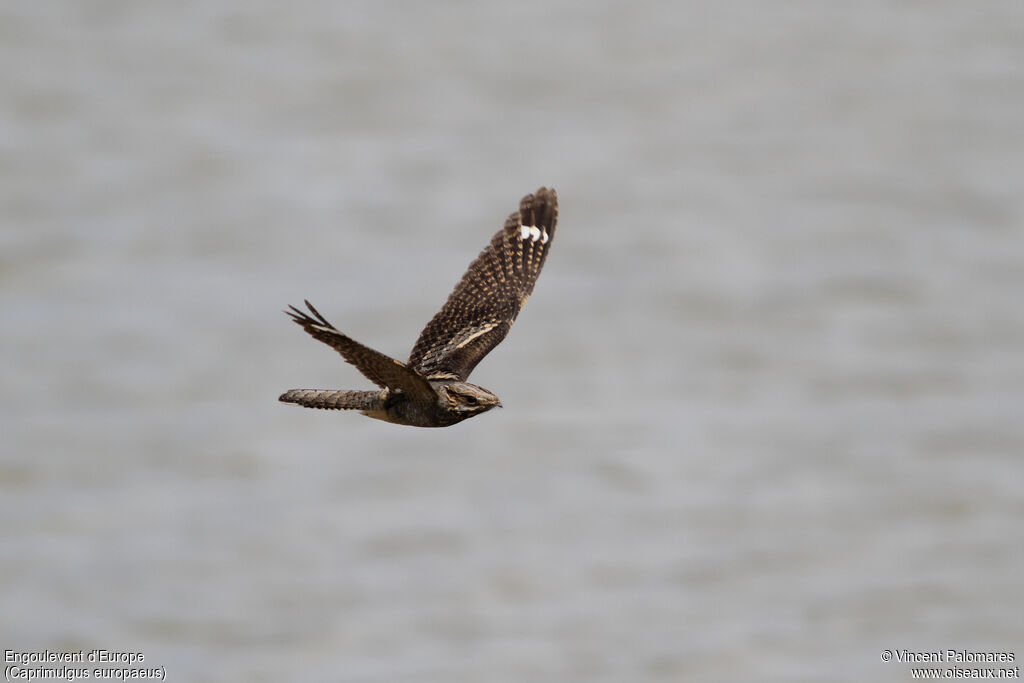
[442, 382, 502, 419]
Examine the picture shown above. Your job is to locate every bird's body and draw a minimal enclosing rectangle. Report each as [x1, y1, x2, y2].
[279, 187, 558, 427]
[279, 366, 501, 428]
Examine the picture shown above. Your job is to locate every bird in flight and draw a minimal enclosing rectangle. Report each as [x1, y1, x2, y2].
[279, 187, 558, 427]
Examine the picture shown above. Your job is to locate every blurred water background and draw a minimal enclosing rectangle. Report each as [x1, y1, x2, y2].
[2, 2, 1023, 681]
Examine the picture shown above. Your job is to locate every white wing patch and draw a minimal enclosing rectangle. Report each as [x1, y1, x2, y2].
[519, 225, 547, 243]
[454, 322, 499, 349]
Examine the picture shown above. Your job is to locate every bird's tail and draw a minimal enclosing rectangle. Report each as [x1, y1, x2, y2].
[279, 389, 380, 411]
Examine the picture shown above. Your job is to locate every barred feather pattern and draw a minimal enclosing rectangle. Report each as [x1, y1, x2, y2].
[278, 389, 381, 412]
[408, 187, 557, 380]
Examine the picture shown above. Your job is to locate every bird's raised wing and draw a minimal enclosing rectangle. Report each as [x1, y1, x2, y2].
[408, 187, 558, 381]
[286, 300, 435, 402]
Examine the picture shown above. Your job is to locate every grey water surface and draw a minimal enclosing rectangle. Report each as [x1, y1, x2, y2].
[2, 2, 1022, 681]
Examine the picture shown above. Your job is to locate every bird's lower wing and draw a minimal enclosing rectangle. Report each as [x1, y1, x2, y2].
[285, 300, 434, 402]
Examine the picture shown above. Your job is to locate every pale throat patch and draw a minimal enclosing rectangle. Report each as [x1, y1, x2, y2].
[519, 224, 549, 243]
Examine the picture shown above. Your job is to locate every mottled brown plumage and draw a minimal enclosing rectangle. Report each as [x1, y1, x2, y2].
[279, 187, 558, 427]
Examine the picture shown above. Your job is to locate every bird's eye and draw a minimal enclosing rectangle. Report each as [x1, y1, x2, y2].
[464, 396, 478, 405]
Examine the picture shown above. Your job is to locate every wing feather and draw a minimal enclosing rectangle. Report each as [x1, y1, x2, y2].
[408, 187, 558, 380]
[286, 300, 435, 402]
